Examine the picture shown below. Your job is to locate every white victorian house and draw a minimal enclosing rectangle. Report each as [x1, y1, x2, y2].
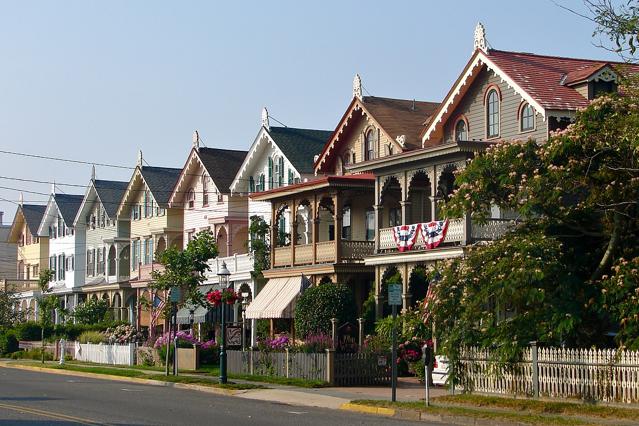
[73, 168, 132, 321]
[37, 187, 84, 321]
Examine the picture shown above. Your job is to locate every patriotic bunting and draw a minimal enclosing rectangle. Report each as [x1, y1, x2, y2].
[391, 224, 420, 252]
[420, 219, 449, 249]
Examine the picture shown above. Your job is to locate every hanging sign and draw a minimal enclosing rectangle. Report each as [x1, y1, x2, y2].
[388, 283, 402, 306]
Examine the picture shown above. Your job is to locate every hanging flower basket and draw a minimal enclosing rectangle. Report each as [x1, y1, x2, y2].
[206, 289, 239, 306]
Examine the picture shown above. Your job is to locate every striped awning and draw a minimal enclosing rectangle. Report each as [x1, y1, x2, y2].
[245, 276, 309, 319]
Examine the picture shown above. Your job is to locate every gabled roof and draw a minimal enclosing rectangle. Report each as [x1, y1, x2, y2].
[139, 166, 182, 206]
[21, 204, 47, 235]
[422, 48, 639, 143]
[94, 180, 129, 218]
[268, 127, 332, 174]
[197, 147, 248, 193]
[54, 194, 84, 225]
[250, 173, 375, 201]
[315, 95, 439, 174]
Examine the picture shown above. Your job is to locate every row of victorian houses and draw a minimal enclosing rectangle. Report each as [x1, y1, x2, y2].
[2, 24, 630, 344]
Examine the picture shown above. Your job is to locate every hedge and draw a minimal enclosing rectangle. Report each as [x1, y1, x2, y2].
[294, 282, 356, 338]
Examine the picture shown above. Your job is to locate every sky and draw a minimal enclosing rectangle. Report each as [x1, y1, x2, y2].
[0, 0, 623, 221]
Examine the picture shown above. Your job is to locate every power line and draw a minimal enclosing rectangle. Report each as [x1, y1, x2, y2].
[0, 149, 134, 170]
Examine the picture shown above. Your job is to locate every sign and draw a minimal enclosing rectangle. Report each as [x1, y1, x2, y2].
[377, 356, 387, 367]
[388, 283, 402, 306]
[226, 326, 242, 348]
[169, 287, 181, 303]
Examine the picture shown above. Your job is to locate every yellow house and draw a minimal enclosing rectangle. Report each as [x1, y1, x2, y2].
[116, 151, 183, 334]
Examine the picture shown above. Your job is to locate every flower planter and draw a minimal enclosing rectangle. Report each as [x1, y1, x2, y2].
[177, 346, 200, 371]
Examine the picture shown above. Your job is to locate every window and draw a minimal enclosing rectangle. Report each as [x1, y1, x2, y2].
[343, 152, 351, 166]
[202, 173, 209, 205]
[455, 119, 468, 141]
[97, 248, 103, 274]
[217, 192, 223, 203]
[486, 89, 500, 138]
[268, 157, 274, 189]
[132, 240, 140, 270]
[277, 214, 287, 245]
[187, 188, 195, 209]
[389, 207, 401, 227]
[33, 265, 39, 277]
[365, 209, 375, 241]
[100, 210, 106, 228]
[341, 206, 351, 240]
[187, 231, 194, 243]
[58, 254, 65, 280]
[520, 103, 534, 132]
[288, 169, 294, 185]
[144, 239, 152, 265]
[258, 174, 266, 192]
[365, 130, 376, 160]
[278, 157, 284, 187]
[249, 176, 255, 193]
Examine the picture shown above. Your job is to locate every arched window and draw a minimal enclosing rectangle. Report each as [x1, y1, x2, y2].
[520, 103, 534, 132]
[343, 152, 351, 166]
[202, 173, 209, 205]
[365, 130, 376, 160]
[186, 188, 195, 209]
[486, 89, 500, 138]
[455, 119, 468, 141]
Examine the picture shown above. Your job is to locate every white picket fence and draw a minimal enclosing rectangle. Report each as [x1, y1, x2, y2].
[74, 342, 136, 366]
[458, 345, 639, 403]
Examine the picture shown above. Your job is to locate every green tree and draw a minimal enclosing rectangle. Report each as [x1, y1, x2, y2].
[73, 298, 109, 325]
[0, 288, 27, 329]
[150, 230, 218, 314]
[295, 283, 356, 338]
[36, 269, 57, 363]
[249, 215, 270, 278]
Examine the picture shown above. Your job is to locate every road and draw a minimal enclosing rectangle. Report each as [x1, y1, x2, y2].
[0, 367, 440, 425]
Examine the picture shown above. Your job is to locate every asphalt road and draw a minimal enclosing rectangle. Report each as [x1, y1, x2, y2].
[0, 367, 440, 425]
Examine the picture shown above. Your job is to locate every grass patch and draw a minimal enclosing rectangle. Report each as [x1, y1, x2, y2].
[352, 400, 592, 425]
[48, 364, 148, 378]
[146, 374, 263, 390]
[434, 394, 639, 421]
[227, 373, 328, 388]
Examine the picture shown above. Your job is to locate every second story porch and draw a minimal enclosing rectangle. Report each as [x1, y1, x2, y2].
[250, 175, 377, 271]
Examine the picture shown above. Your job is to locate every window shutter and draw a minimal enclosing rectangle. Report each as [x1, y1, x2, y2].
[268, 157, 273, 189]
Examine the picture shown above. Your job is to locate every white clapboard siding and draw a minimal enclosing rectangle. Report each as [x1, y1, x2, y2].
[74, 342, 136, 366]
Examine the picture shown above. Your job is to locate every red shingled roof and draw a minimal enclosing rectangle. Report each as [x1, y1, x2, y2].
[486, 49, 639, 110]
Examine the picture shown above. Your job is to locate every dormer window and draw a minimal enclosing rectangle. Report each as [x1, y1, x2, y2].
[486, 89, 500, 138]
[365, 130, 376, 161]
[187, 188, 195, 209]
[520, 103, 535, 132]
[455, 119, 468, 141]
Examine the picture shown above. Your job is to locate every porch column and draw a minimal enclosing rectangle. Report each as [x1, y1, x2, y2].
[115, 244, 120, 282]
[400, 201, 411, 226]
[374, 204, 383, 252]
[270, 205, 277, 269]
[227, 224, 233, 257]
[374, 266, 383, 319]
[401, 171, 410, 225]
[462, 211, 472, 246]
[402, 263, 410, 311]
[333, 192, 342, 261]
[430, 165, 438, 220]
[312, 195, 318, 264]
[290, 198, 297, 265]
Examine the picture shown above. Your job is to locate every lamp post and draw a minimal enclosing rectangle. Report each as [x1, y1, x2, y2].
[188, 308, 195, 336]
[217, 261, 231, 384]
[241, 292, 249, 351]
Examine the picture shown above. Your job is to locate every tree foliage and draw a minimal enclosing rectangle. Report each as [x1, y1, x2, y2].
[0, 289, 27, 329]
[249, 215, 270, 278]
[295, 283, 356, 338]
[151, 230, 218, 309]
[432, 93, 639, 365]
[585, 0, 639, 60]
[73, 298, 109, 325]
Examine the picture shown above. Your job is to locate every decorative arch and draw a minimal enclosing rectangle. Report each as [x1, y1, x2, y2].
[112, 293, 122, 321]
[379, 175, 403, 205]
[156, 236, 166, 255]
[408, 265, 429, 307]
[453, 114, 469, 141]
[407, 170, 432, 224]
[483, 83, 502, 104]
[216, 226, 229, 257]
[518, 101, 536, 132]
[295, 199, 312, 245]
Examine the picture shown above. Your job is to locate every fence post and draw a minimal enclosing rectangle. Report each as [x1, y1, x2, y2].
[285, 348, 290, 378]
[531, 341, 539, 398]
[326, 348, 335, 386]
[129, 343, 136, 366]
[249, 347, 254, 375]
[331, 318, 338, 349]
[357, 317, 364, 348]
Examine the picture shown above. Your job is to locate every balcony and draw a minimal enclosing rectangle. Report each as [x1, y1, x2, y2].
[273, 240, 375, 268]
[205, 253, 254, 283]
[0, 279, 40, 293]
[378, 218, 515, 252]
[134, 262, 165, 283]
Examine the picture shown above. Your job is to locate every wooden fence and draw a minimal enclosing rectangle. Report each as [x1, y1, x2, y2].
[74, 342, 136, 366]
[458, 345, 639, 403]
[227, 349, 389, 385]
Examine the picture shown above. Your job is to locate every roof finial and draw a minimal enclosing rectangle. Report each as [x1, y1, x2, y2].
[261, 107, 270, 130]
[137, 150, 143, 167]
[192, 130, 200, 150]
[19, 192, 23, 206]
[474, 22, 488, 53]
[353, 73, 362, 101]
[91, 164, 96, 181]
[51, 181, 55, 195]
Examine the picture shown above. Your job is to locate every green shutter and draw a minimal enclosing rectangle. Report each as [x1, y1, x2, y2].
[268, 157, 273, 189]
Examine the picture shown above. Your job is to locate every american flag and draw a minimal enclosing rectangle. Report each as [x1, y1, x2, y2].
[422, 282, 436, 324]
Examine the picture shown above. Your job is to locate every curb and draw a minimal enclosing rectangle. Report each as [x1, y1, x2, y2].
[0, 362, 238, 397]
[340, 402, 396, 416]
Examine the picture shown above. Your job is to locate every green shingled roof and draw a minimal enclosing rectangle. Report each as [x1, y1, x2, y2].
[268, 127, 332, 174]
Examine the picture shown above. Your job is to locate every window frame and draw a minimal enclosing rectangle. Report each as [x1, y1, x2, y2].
[365, 129, 376, 161]
[454, 117, 468, 141]
[519, 102, 535, 133]
[485, 87, 501, 139]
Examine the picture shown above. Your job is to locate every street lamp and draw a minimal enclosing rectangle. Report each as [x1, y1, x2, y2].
[188, 308, 195, 336]
[241, 292, 250, 351]
[217, 261, 231, 384]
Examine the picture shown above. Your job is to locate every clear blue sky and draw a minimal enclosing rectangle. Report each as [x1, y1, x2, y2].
[0, 0, 620, 221]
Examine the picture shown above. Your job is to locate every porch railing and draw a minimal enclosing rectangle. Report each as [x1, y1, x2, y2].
[272, 240, 375, 268]
[0, 279, 40, 292]
[206, 253, 255, 281]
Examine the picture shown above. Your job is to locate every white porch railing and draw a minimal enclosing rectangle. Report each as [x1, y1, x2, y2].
[206, 253, 255, 281]
[74, 342, 136, 366]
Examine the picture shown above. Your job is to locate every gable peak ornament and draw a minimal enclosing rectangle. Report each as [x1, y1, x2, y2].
[19, 192, 23, 206]
[396, 135, 406, 147]
[261, 107, 270, 130]
[91, 164, 96, 181]
[137, 150, 143, 168]
[353, 73, 362, 101]
[192, 130, 200, 150]
[51, 181, 56, 195]
[474, 22, 488, 53]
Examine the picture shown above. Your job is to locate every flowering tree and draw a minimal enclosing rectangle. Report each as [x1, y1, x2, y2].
[431, 93, 639, 366]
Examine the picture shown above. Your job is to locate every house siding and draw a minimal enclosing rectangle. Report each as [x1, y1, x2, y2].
[0, 227, 16, 280]
[443, 68, 548, 143]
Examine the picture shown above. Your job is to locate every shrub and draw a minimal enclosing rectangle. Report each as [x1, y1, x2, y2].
[78, 331, 106, 344]
[10, 348, 53, 361]
[104, 324, 143, 344]
[295, 333, 332, 353]
[73, 299, 109, 325]
[13, 321, 51, 341]
[0, 331, 18, 354]
[200, 340, 219, 365]
[294, 283, 356, 338]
